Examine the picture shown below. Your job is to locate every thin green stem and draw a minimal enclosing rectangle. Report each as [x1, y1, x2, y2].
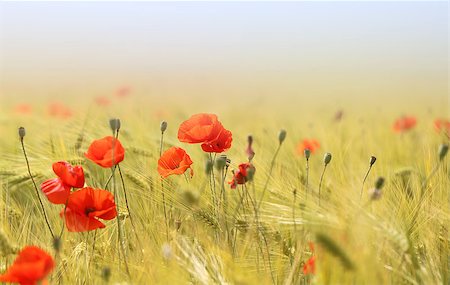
[257, 144, 282, 211]
[318, 164, 328, 206]
[20, 138, 54, 238]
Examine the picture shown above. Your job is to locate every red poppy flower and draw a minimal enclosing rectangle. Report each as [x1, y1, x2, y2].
[52, 161, 85, 188]
[201, 127, 233, 153]
[0, 246, 55, 285]
[48, 102, 72, 119]
[297, 139, 320, 155]
[61, 187, 117, 232]
[85, 136, 125, 168]
[303, 255, 316, 275]
[393, 116, 417, 132]
[14, 104, 32, 115]
[40, 178, 71, 204]
[178, 113, 222, 144]
[434, 119, 450, 136]
[116, 86, 131, 98]
[95, 96, 111, 106]
[229, 163, 255, 189]
[158, 147, 194, 178]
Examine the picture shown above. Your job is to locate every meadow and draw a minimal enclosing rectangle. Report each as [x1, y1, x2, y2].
[0, 94, 448, 285]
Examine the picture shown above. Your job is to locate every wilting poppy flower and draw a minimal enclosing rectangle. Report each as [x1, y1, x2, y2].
[303, 255, 316, 275]
[85, 136, 125, 168]
[62, 187, 117, 232]
[40, 161, 85, 204]
[297, 139, 320, 155]
[229, 163, 255, 189]
[41, 178, 71, 204]
[0, 246, 55, 285]
[95, 96, 111, 106]
[158, 147, 194, 178]
[178, 113, 222, 144]
[48, 102, 72, 119]
[14, 104, 32, 115]
[434, 119, 450, 136]
[201, 128, 233, 153]
[393, 116, 417, 132]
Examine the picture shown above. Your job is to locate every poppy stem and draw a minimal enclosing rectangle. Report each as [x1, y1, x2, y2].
[117, 164, 143, 250]
[318, 164, 328, 206]
[305, 157, 309, 200]
[159, 130, 169, 242]
[257, 144, 282, 212]
[19, 134, 55, 239]
[110, 127, 131, 278]
[360, 165, 373, 201]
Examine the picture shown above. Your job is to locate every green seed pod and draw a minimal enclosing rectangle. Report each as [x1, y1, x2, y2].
[370, 156, 377, 166]
[52, 236, 61, 253]
[101, 266, 111, 282]
[278, 129, 287, 144]
[324, 152, 332, 165]
[246, 164, 256, 182]
[304, 149, 311, 160]
[160, 121, 168, 133]
[18, 127, 26, 139]
[375, 176, 385, 189]
[109, 118, 121, 132]
[205, 159, 213, 174]
[438, 144, 448, 161]
[215, 155, 227, 170]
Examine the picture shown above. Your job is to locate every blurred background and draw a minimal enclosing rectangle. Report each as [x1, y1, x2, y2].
[0, 1, 448, 113]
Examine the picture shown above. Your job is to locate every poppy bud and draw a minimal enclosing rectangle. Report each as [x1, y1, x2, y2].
[370, 156, 377, 166]
[205, 159, 213, 174]
[215, 155, 227, 170]
[101, 266, 111, 282]
[175, 219, 182, 231]
[160, 121, 168, 133]
[109, 118, 121, 132]
[52, 237, 61, 253]
[278, 129, 287, 144]
[247, 165, 256, 182]
[324, 152, 332, 165]
[375, 176, 385, 189]
[304, 149, 311, 160]
[248, 135, 253, 146]
[438, 144, 448, 161]
[18, 127, 26, 139]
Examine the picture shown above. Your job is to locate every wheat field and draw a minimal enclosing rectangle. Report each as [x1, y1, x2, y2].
[0, 95, 448, 285]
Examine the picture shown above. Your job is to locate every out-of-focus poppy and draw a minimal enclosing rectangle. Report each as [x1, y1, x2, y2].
[116, 86, 131, 98]
[14, 104, 32, 115]
[393, 116, 417, 132]
[158, 147, 193, 178]
[48, 102, 72, 119]
[229, 163, 255, 189]
[178, 113, 222, 144]
[201, 128, 233, 153]
[61, 187, 117, 232]
[0, 246, 55, 285]
[303, 255, 316, 275]
[85, 136, 125, 168]
[434, 118, 450, 136]
[297, 139, 320, 155]
[41, 178, 71, 204]
[52, 161, 85, 188]
[95, 96, 111, 106]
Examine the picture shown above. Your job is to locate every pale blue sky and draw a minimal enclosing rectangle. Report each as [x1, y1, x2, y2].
[0, 1, 447, 103]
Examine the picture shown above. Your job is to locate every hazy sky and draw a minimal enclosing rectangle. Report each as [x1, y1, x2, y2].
[0, 1, 447, 106]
